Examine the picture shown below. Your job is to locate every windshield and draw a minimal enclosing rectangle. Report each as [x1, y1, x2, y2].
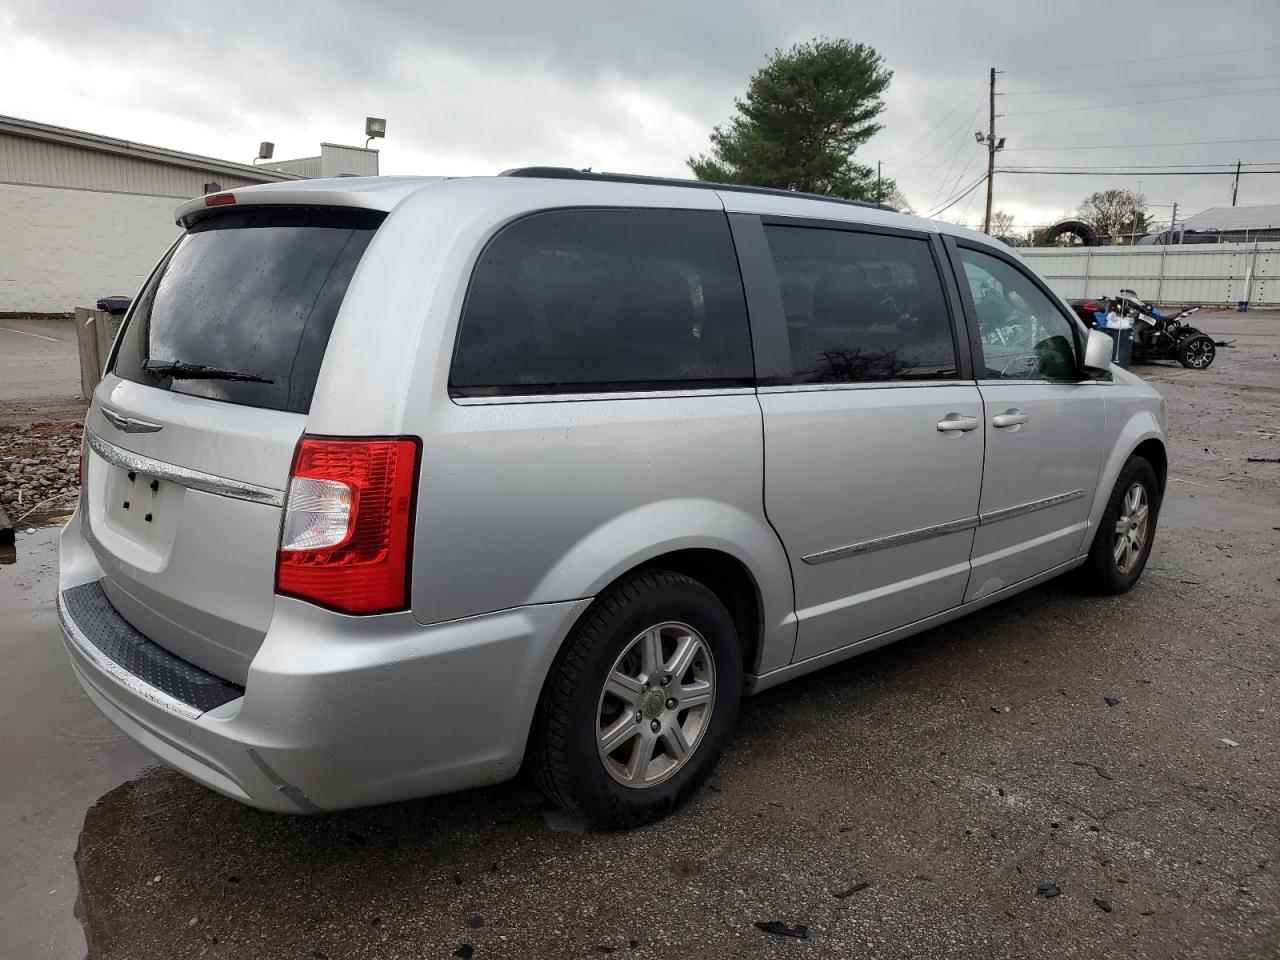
[111, 208, 383, 414]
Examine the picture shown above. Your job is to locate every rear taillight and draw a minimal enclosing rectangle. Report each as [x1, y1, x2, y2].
[275, 435, 421, 615]
[205, 192, 236, 207]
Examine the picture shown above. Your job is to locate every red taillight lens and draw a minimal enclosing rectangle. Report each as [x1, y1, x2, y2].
[205, 192, 236, 207]
[275, 435, 421, 615]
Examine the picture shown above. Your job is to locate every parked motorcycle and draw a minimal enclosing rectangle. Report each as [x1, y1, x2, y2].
[1075, 289, 1217, 369]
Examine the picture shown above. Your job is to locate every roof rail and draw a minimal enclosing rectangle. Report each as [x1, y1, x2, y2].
[499, 166, 896, 212]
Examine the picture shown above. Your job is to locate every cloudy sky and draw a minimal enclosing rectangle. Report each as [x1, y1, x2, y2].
[3, 0, 1278, 231]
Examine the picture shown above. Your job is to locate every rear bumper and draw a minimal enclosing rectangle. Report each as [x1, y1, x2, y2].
[58, 510, 591, 812]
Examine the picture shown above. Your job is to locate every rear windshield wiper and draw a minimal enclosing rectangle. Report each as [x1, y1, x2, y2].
[143, 360, 274, 384]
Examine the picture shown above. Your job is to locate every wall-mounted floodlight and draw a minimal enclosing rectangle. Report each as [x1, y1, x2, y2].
[365, 117, 386, 148]
[975, 132, 985, 144]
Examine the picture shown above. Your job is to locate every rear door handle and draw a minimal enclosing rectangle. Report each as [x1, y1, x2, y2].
[937, 415, 980, 433]
[992, 410, 1030, 429]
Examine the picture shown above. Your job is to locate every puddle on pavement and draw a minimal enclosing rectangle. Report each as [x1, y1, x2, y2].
[0, 511, 71, 565]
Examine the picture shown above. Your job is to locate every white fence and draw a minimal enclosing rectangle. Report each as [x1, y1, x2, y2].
[1021, 241, 1279, 307]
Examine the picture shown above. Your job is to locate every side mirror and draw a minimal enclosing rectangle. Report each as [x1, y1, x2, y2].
[1083, 328, 1114, 376]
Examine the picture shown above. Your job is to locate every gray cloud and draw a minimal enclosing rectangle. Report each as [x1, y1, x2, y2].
[5, 0, 1279, 228]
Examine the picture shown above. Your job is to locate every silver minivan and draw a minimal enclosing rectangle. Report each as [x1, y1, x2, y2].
[58, 169, 1166, 826]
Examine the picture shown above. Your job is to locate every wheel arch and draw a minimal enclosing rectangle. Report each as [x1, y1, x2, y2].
[1132, 436, 1168, 495]
[1086, 410, 1166, 553]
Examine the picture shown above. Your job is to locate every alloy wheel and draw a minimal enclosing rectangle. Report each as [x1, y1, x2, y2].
[595, 622, 716, 788]
[1186, 338, 1214, 368]
[1113, 482, 1150, 574]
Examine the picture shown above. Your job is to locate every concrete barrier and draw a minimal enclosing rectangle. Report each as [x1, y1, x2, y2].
[73, 308, 123, 400]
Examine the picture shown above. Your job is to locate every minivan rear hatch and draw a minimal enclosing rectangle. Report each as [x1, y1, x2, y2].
[82, 206, 383, 685]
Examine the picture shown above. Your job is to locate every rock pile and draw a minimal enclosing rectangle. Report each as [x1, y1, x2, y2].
[0, 419, 83, 521]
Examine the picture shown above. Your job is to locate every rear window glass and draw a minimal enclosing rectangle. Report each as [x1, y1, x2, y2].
[450, 208, 754, 394]
[112, 208, 383, 414]
[765, 225, 957, 383]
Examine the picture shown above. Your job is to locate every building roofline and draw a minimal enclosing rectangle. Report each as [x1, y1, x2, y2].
[0, 113, 304, 183]
[319, 142, 379, 154]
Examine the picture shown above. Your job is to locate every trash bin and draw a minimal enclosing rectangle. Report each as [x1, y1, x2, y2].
[1098, 327, 1132, 369]
[95, 296, 132, 315]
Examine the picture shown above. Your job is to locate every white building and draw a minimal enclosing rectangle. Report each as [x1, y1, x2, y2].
[0, 115, 378, 313]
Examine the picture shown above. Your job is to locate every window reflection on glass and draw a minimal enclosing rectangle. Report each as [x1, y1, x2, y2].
[764, 226, 958, 384]
[452, 209, 753, 394]
[958, 248, 1079, 381]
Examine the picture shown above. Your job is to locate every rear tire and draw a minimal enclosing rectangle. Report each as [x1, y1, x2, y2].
[1079, 457, 1160, 595]
[530, 569, 742, 829]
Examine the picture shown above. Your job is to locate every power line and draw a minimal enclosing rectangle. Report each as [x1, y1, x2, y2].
[1001, 72, 1280, 95]
[922, 101, 987, 207]
[1003, 43, 1280, 74]
[926, 173, 989, 217]
[881, 82, 985, 162]
[995, 160, 1280, 170]
[904, 97, 988, 168]
[1005, 84, 1280, 117]
[993, 118, 1278, 140]
[1004, 136, 1280, 152]
[998, 167, 1280, 176]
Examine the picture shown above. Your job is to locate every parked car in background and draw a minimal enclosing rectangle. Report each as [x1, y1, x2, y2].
[58, 169, 1167, 827]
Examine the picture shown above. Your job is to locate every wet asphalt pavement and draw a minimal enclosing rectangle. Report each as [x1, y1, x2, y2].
[2, 311, 1277, 959]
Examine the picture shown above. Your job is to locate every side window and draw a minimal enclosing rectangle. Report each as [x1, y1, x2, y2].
[956, 247, 1079, 381]
[451, 208, 753, 394]
[764, 225, 957, 383]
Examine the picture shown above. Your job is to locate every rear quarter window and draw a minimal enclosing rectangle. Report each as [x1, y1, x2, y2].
[112, 208, 383, 414]
[450, 208, 754, 395]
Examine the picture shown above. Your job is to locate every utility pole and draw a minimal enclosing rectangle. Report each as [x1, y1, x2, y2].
[1170, 201, 1179, 244]
[877, 160, 883, 202]
[983, 67, 997, 234]
[1232, 159, 1241, 206]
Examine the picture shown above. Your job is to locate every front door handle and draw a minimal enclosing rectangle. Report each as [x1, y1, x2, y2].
[937, 414, 981, 433]
[992, 410, 1030, 429]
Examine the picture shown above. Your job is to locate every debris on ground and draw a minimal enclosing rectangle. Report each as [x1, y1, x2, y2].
[1094, 898, 1114, 913]
[1072, 761, 1115, 781]
[1219, 737, 1240, 747]
[832, 881, 871, 898]
[1104, 696, 1121, 707]
[754, 921, 809, 939]
[452, 946, 474, 959]
[1036, 882, 1061, 899]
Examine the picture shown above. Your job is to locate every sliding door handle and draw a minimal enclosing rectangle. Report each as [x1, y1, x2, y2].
[937, 414, 980, 433]
[992, 410, 1030, 429]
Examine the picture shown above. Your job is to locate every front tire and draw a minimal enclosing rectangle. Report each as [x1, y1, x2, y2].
[530, 569, 742, 828]
[1178, 333, 1215, 369]
[1079, 457, 1161, 595]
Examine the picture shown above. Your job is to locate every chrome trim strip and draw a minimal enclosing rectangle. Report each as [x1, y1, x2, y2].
[801, 515, 979, 565]
[85, 430, 285, 507]
[801, 489, 1089, 565]
[453, 387, 757, 406]
[758, 380, 973, 394]
[57, 590, 204, 720]
[979, 489, 1086, 525]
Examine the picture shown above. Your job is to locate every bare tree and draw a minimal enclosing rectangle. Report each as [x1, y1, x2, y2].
[989, 209, 1015, 236]
[1078, 190, 1151, 240]
[884, 187, 914, 214]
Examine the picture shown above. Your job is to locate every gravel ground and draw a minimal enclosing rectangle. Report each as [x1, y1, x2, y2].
[0, 420, 82, 525]
[55, 311, 1280, 959]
